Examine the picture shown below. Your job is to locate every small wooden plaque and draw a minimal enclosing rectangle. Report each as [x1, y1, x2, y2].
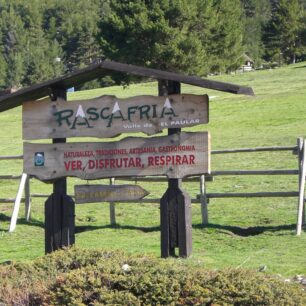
[74, 184, 149, 203]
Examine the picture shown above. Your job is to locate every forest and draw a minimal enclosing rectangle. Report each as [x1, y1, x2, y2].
[0, 0, 306, 90]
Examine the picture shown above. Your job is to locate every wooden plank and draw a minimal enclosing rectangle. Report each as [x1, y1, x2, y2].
[22, 94, 209, 140]
[24, 132, 210, 181]
[74, 184, 149, 203]
[9, 173, 28, 232]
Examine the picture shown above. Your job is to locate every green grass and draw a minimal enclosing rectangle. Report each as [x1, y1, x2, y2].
[1, 63, 306, 276]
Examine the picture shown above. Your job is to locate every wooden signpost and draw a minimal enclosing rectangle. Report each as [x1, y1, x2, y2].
[24, 132, 210, 181]
[0, 59, 255, 258]
[20, 70, 212, 258]
[23, 94, 209, 139]
[75, 184, 149, 203]
[22, 89, 210, 258]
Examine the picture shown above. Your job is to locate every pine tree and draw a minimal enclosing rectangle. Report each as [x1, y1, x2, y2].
[44, 0, 102, 73]
[98, 0, 207, 78]
[241, 0, 271, 66]
[263, 0, 304, 64]
[206, 0, 244, 73]
[16, 1, 64, 85]
[0, 4, 27, 87]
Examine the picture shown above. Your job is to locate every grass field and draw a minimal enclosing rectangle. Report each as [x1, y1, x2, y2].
[1, 63, 306, 277]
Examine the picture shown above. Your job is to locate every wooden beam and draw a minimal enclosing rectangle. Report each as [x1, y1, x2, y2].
[101, 60, 254, 96]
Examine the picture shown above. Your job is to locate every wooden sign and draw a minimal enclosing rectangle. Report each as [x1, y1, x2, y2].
[23, 132, 210, 181]
[74, 184, 149, 203]
[22, 94, 209, 140]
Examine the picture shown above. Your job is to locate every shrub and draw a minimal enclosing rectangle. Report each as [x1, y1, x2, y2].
[0, 247, 305, 305]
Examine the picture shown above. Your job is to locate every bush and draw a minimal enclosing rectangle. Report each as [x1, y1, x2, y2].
[0, 247, 305, 305]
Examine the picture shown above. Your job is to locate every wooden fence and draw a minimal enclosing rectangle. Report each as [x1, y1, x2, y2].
[1, 137, 305, 234]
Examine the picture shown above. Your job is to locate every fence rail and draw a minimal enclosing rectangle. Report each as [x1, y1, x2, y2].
[204, 191, 299, 199]
[0, 138, 305, 235]
[211, 146, 296, 154]
[0, 155, 23, 160]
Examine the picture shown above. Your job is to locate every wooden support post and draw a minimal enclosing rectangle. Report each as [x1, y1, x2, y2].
[45, 87, 75, 253]
[200, 175, 208, 225]
[45, 194, 75, 253]
[24, 175, 31, 221]
[297, 138, 306, 235]
[109, 177, 116, 225]
[159, 80, 192, 258]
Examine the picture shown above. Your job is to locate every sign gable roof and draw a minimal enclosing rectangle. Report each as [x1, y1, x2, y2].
[0, 59, 254, 113]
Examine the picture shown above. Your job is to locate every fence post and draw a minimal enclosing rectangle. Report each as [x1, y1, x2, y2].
[200, 175, 208, 225]
[109, 177, 116, 225]
[24, 175, 31, 221]
[296, 138, 306, 235]
[297, 138, 305, 225]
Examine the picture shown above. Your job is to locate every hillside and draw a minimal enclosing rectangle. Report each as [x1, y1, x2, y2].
[0, 63, 306, 276]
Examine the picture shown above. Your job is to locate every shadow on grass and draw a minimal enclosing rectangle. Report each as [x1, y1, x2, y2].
[294, 65, 306, 69]
[193, 223, 296, 237]
[1, 213, 298, 237]
[0, 213, 44, 232]
[75, 224, 160, 234]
